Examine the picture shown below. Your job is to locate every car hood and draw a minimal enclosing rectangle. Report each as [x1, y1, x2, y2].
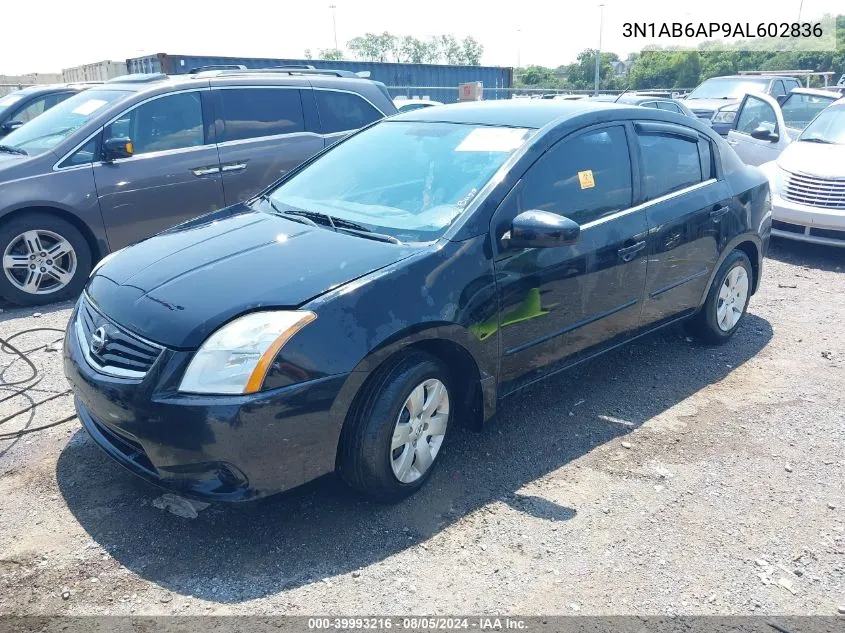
[683, 98, 738, 114]
[776, 141, 845, 179]
[87, 205, 420, 348]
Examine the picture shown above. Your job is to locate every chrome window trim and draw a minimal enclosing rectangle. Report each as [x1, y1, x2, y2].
[581, 178, 718, 230]
[52, 87, 209, 171]
[215, 131, 322, 149]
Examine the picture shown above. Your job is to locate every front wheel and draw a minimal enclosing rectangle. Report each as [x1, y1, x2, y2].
[338, 353, 452, 503]
[0, 213, 92, 306]
[685, 249, 752, 344]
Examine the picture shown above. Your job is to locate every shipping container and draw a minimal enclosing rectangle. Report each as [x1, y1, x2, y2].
[62, 60, 128, 83]
[125, 54, 513, 102]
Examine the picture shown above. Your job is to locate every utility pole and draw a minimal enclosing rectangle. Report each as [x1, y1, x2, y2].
[594, 4, 605, 96]
[329, 4, 338, 51]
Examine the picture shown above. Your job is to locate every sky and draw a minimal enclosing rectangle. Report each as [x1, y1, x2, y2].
[1, 0, 840, 75]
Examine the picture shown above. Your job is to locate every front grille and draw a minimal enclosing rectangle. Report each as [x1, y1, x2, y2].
[76, 295, 162, 378]
[692, 110, 714, 119]
[782, 170, 845, 209]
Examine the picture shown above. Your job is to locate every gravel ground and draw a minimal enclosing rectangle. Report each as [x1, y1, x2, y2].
[0, 238, 843, 616]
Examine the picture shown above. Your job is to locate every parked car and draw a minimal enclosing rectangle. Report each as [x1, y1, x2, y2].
[0, 84, 95, 138]
[394, 98, 443, 113]
[683, 74, 801, 136]
[726, 89, 840, 166]
[590, 93, 702, 122]
[64, 100, 770, 503]
[757, 98, 845, 247]
[0, 69, 396, 306]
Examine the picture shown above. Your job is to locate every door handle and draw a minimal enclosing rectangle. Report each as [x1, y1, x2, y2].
[221, 162, 247, 173]
[191, 166, 220, 177]
[617, 240, 646, 262]
[710, 206, 730, 222]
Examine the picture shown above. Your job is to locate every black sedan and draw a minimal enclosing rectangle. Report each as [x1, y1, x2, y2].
[64, 100, 771, 503]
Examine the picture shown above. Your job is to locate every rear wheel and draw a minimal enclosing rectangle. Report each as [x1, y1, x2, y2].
[338, 353, 452, 503]
[0, 213, 91, 306]
[685, 249, 752, 344]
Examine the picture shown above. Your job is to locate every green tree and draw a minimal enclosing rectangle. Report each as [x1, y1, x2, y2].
[438, 35, 466, 64]
[319, 48, 344, 61]
[303, 49, 313, 60]
[461, 36, 484, 65]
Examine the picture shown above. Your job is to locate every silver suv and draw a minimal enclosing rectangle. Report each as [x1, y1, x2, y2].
[0, 69, 396, 305]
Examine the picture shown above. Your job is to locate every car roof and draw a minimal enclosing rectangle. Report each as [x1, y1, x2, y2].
[790, 87, 842, 98]
[391, 99, 638, 129]
[10, 83, 90, 96]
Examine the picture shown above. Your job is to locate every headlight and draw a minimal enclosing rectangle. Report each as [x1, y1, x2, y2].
[711, 108, 737, 124]
[178, 311, 316, 395]
[89, 247, 126, 278]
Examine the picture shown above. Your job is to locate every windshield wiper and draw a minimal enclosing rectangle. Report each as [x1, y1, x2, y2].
[261, 197, 401, 244]
[259, 194, 320, 228]
[0, 144, 26, 155]
[800, 137, 834, 144]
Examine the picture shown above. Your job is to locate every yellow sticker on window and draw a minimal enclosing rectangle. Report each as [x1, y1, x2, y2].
[578, 170, 595, 189]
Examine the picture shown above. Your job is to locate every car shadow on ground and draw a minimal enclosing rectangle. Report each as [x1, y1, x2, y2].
[56, 314, 773, 603]
[767, 237, 844, 273]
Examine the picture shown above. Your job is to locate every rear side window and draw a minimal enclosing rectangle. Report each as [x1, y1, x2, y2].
[771, 80, 786, 98]
[516, 125, 633, 225]
[782, 93, 835, 130]
[656, 101, 681, 113]
[784, 79, 800, 92]
[214, 88, 305, 142]
[637, 133, 703, 200]
[105, 91, 205, 155]
[315, 90, 382, 134]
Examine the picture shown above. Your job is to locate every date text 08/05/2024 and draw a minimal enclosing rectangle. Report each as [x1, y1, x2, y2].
[307, 617, 528, 630]
[623, 22, 824, 39]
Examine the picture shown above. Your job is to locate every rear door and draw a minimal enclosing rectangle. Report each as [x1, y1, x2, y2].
[726, 93, 789, 165]
[636, 121, 732, 326]
[313, 89, 384, 148]
[492, 123, 649, 392]
[93, 89, 225, 250]
[211, 85, 324, 205]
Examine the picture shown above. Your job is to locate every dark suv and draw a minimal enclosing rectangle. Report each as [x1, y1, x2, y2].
[0, 69, 396, 305]
[0, 84, 95, 138]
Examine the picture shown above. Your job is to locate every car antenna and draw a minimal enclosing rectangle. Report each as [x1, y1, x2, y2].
[614, 86, 631, 103]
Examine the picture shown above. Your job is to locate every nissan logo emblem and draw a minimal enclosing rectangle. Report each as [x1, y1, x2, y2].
[90, 327, 107, 354]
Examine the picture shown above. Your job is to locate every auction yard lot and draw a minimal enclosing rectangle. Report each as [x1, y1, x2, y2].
[0, 238, 842, 616]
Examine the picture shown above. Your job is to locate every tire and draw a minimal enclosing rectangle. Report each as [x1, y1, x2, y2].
[685, 249, 753, 344]
[0, 213, 92, 306]
[338, 352, 453, 503]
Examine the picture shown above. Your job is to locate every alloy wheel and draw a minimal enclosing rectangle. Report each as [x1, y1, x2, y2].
[2, 230, 77, 296]
[716, 265, 749, 332]
[390, 378, 450, 483]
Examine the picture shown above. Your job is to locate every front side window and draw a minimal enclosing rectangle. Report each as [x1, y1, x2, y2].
[735, 96, 778, 136]
[782, 93, 836, 130]
[656, 101, 682, 113]
[104, 91, 204, 155]
[10, 96, 50, 124]
[0, 89, 130, 155]
[514, 126, 632, 226]
[315, 90, 382, 134]
[772, 80, 786, 97]
[268, 121, 532, 242]
[686, 78, 769, 100]
[638, 132, 703, 200]
[214, 88, 304, 142]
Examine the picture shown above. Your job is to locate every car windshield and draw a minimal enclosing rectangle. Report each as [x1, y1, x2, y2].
[781, 93, 837, 130]
[798, 104, 845, 144]
[687, 78, 769, 100]
[1, 89, 130, 155]
[267, 121, 534, 243]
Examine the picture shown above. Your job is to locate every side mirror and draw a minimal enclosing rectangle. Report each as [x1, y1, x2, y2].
[749, 125, 779, 142]
[102, 137, 134, 161]
[0, 120, 23, 134]
[502, 210, 580, 250]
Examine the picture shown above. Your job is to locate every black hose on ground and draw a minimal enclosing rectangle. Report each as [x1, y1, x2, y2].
[0, 328, 77, 440]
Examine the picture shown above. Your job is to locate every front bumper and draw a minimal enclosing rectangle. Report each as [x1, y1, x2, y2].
[64, 307, 350, 501]
[770, 193, 845, 248]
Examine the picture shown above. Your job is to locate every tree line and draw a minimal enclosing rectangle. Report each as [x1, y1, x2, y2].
[305, 33, 484, 65]
[517, 15, 845, 90]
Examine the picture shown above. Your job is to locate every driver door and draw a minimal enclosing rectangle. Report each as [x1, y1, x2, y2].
[491, 124, 649, 394]
[726, 93, 790, 166]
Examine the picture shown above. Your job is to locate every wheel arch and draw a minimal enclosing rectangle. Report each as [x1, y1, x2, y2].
[698, 233, 763, 309]
[0, 205, 106, 263]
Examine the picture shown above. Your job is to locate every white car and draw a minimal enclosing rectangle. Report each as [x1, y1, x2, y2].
[758, 98, 845, 247]
[393, 99, 443, 113]
[726, 89, 840, 166]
